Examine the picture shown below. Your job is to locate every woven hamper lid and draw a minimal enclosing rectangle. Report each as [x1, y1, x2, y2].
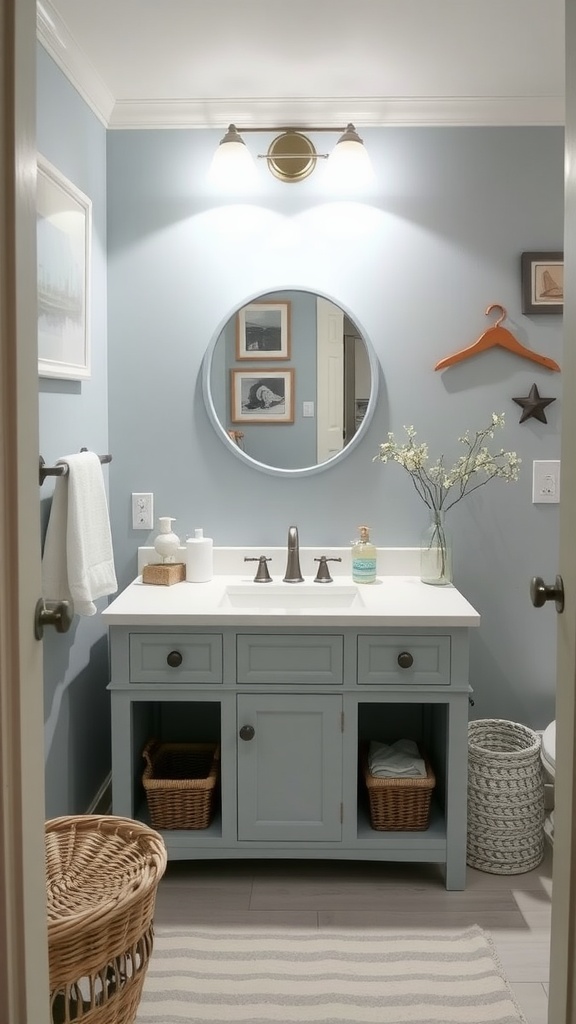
[45, 814, 167, 931]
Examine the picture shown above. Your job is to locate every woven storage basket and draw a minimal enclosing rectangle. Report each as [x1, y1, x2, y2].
[142, 739, 220, 830]
[361, 746, 435, 830]
[45, 814, 167, 1024]
[467, 719, 545, 874]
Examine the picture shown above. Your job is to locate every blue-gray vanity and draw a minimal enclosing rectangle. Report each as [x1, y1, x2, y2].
[104, 553, 480, 891]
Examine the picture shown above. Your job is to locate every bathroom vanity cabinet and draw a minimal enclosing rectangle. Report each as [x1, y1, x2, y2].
[105, 574, 479, 890]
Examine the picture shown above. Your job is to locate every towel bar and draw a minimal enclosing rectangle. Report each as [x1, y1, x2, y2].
[39, 452, 112, 485]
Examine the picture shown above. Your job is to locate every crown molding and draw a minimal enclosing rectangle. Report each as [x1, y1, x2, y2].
[36, 2, 564, 131]
[37, 0, 115, 126]
[108, 95, 564, 130]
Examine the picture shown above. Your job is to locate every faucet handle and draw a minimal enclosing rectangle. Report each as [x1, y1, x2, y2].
[313, 556, 342, 583]
[245, 555, 273, 582]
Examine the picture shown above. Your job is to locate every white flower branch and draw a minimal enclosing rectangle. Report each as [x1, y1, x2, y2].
[374, 413, 521, 513]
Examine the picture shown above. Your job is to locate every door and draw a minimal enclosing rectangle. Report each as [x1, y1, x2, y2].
[0, 0, 50, 1020]
[547, 6, 576, 1019]
[316, 297, 344, 463]
[237, 693, 343, 842]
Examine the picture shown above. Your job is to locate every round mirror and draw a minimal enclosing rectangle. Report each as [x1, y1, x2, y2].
[202, 289, 379, 477]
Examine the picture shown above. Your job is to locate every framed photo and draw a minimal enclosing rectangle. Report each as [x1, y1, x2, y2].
[230, 368, 295, 424]
[37, 156, 92, 379]
[236, 301, 291, 359]
[521, 251, 563, 315]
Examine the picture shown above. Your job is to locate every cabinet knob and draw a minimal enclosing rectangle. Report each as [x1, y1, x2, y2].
[166, 650, 183, 668]
[397, 651, 414, 669]
[239, 725, 255, 741]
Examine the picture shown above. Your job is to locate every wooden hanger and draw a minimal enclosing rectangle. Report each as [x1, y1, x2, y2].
[434, 304, 561, 372]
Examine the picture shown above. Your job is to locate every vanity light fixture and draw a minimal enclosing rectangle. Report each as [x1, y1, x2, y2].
[209, 123, 373, 185]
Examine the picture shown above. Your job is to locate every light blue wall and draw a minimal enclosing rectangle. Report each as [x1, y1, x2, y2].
[37, 46, 110, 816]
[107, 125, 563, 729]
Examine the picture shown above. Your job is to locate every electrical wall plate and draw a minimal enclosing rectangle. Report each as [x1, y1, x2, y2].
[132, 492, 154, 529]
[532, 461, 560, 503]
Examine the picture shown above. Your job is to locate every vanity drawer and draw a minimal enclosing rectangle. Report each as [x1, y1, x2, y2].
[236, 634, 344, 685]
[357, 635, 451, 686]
[129, 633, 223, 684]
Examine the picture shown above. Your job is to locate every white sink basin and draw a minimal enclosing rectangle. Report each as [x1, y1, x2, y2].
[219, 583, 366, 610]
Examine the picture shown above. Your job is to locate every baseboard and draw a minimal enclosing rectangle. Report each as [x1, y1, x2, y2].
[86, 772, 112, 815]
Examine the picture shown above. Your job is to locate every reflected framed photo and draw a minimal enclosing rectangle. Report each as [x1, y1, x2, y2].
[521, 251, 563, 315]
[230, 368, 295, 424]
[236, 301, 291, 359]
[37, 156, 92, 379]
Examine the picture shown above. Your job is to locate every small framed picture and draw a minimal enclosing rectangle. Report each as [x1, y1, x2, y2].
[230, 368, 295, 424]
[521, 251, 563, 315]
[236, 301, 291, 359]
[37, 156, 92, 378]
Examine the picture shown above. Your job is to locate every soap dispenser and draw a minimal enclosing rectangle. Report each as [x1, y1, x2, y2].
[351, 526, 377, 584]
[186, 528, 213, 583]
[153, 517, 180, 563]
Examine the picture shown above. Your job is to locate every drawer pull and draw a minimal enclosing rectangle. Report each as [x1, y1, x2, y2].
[166, 650, 183, 668]
[397, 651, 414, 669]
[239, 725, 255, 741]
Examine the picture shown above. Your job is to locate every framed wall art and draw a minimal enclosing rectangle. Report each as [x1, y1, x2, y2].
[37, 156, 92, 379]
[236, 301, 291, 359]
[230, 368, 295, 424]
[521, 251, 563, 315]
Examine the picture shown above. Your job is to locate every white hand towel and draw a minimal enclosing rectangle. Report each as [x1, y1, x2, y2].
[42, 452, 118, 616]
[368, 738, 427, 778]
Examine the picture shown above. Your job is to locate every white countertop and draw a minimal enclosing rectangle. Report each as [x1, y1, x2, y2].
[102, 574, 480, 628]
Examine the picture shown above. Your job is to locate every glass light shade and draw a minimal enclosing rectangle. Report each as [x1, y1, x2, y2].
[325, 124, 375, 188]
[208, 125, 258, 188]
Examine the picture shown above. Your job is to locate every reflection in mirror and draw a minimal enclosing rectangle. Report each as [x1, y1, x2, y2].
[203, 290, 378, 476]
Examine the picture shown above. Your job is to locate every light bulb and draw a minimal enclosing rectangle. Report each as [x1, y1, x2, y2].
[208, 125, 258, 189]
[325, 124, 375, 189]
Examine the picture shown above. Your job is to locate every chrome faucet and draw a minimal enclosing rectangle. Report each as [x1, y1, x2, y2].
[283, 526, 304, 583]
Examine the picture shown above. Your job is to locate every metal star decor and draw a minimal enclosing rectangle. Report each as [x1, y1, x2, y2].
[512, 383, 556, 424]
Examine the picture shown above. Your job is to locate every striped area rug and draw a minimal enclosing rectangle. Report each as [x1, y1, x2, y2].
[135, 924, 526, 1024]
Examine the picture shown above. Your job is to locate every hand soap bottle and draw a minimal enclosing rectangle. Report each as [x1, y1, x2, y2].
[186, 528, 213, 583]
[352, 526, 377, 584]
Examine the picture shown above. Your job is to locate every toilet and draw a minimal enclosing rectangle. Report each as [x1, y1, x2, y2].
[541, 720, 556, 844]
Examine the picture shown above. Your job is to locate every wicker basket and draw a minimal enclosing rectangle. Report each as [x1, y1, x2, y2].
[361, 745, 435, 830]
[467, 719, 545, 874]
[45, 814, 167, 1024]
[142, 739, 220, 830]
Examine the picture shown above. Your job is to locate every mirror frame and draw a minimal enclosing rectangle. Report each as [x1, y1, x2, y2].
[201, 286, 380, 478]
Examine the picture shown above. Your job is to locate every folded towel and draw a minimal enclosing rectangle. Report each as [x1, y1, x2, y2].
[368, 738, 427, 778]
[42, 452, 117, 616]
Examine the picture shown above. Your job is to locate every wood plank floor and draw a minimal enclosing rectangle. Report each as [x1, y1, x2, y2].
[153, 843, 553, 1024]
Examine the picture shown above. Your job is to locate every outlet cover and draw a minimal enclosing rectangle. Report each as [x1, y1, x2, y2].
[532, 461, 560, 504]
[132, 492, 154, 529]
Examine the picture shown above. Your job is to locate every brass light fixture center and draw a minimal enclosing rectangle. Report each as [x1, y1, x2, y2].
[266, 131, 317, 182]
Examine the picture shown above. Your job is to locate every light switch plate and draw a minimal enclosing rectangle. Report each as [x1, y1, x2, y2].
[532, 461, 560, 503]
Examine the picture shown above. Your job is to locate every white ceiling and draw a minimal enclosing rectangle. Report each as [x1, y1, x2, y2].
[38, 0, 565, 129]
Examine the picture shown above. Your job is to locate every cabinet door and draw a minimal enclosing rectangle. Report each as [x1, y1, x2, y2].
[237, 694, 343, 842]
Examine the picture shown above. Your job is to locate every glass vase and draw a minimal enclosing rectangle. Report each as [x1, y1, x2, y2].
[420, 511, 452, 586]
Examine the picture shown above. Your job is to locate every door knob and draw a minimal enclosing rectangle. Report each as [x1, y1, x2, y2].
[530, 575, 564, 613]
[166, 650, 183, 667]
[34, 599, 73, 640]
[239, 725, 255, 741]
[397, 651, 414, 669]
